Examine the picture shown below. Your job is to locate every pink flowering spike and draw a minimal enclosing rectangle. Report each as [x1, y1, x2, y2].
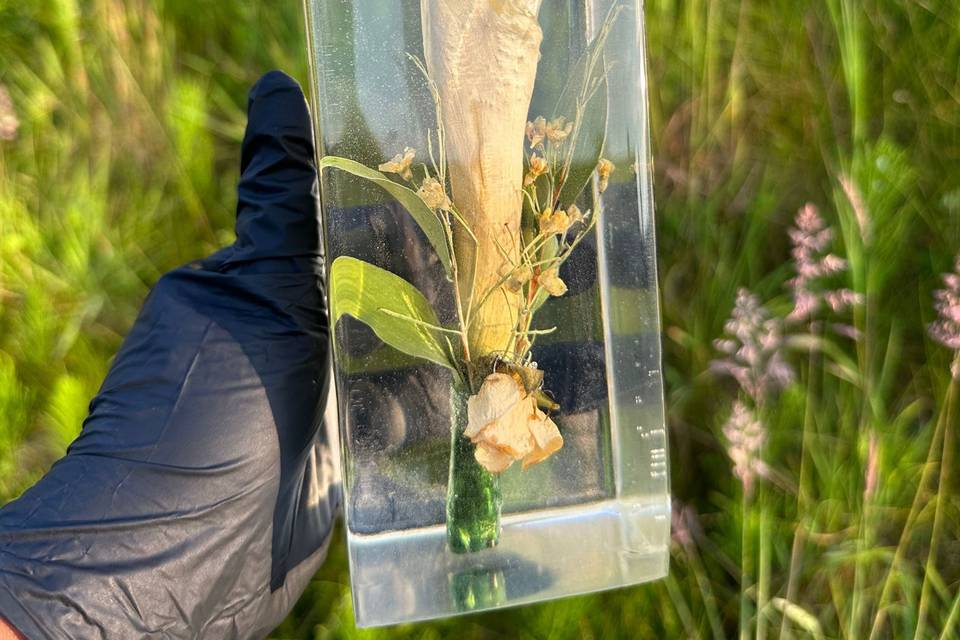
[722, 400, 767, 495]
[831, 323, 862, 341]
[712, 289, 794, 403]
[786, 202, 859, 329]
[787, 290, 819, 324]
[929, 256, 960, 376]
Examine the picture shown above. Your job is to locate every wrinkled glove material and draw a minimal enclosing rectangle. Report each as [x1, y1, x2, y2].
[0, 71, 338, 639]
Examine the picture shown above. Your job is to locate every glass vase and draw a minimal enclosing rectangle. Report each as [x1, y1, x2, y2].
[304, 0, 670, 627]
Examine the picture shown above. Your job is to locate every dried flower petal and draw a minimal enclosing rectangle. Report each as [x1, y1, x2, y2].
[525, 116, 546, 148]
[475, 395, 536, 458]
[475, 442, 514, 474]
[416, 176, 452, 210]
[522, 406, 563, 469]
[503, 264, 533, 293]
[525, 154, 549, 187]
[538, 267, 567, 297]
[465, 372, 564, 473]
[545, 116, 573, 144]
[378, 147, 416, 180]
[538, 207, 571, 235]
[465, 373, 522, 439]
[597, 158, 615, 193]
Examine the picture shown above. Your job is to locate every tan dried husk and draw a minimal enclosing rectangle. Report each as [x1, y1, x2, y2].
[421, 0, 544, 358]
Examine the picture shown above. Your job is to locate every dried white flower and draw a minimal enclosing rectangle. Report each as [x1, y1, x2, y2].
[502, 264, 533, 293]
[465, 373, 563, 473]
[544, 116, 573, 144]
[538, 267, 567, 297]
[416, 176, 451, 210]
[538, 207, 570, 235]
[597, 158, 615, 193]
[524, 154, 548, 187]
[378, 147, 416, 181]
[525, 116, 547, 148]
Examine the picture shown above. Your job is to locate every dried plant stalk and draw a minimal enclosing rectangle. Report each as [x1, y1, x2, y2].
[421, 0, 544, 359]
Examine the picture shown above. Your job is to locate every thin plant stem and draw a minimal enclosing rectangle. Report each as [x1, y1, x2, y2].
[664, 574, 698, 638]
[868, 378, 957, 639]
[914, 376, 957, 639]
[740, 488, 753, 640]
[780, 328, 820, 639]
[681, 540, 726, 640]
[851, 426, 880, 639]
[756, 400, 771, 640]
[757, 503, 771, 640]
[940, 586, 960, 640]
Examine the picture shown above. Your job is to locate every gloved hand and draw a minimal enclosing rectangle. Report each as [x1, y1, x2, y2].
[0, 71, 338, 640]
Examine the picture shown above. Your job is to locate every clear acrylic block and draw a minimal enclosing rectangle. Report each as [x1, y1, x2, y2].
[303, 0, 670, 627]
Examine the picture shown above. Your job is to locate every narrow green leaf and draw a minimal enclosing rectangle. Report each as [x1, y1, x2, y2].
[551, 10, 619, 208]
[319, 156, 452, 275]
[329, 256, 455, 370]
[770, 598, 825, 640]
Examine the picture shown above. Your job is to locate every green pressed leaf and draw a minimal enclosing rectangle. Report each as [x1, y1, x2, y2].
[529, 3, 585, 115]
[554, 54, 608, 209]
[551, 9, 619, 208]
[329, 256, 455, 370]
[319, 156, 452, 276]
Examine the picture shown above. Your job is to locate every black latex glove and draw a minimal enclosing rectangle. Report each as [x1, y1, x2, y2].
[0, 71, 337, 639]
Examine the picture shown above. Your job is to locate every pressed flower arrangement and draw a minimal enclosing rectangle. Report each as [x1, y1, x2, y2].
[305, 0, 669, 626]
[322, 5, 620, 553]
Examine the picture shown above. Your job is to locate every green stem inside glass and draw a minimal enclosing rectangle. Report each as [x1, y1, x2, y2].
[446, 386, 502, 553]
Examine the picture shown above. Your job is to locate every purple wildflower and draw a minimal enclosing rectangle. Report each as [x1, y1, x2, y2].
[713, 288, 795, 403]
[0, 85, 18, 142]
[928, 256, 960, 379]
[786, 203, 862, 328]
[722, 400, 770, 495]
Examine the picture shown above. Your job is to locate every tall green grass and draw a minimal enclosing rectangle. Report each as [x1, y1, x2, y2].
[1, 1, 958, 638]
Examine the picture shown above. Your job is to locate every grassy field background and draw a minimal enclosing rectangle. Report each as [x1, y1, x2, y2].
[2, 1, 959, 638]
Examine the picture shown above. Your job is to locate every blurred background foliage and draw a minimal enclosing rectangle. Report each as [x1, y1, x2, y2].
[1, 0, 958, 638]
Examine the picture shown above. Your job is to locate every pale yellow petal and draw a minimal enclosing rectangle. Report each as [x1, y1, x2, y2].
[474, 395, 536, 458]
[522, 409, 563, 469]
[539, 267, 568, 297]
[465, 373, 523, 439]
[475, 442, 514, 473]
